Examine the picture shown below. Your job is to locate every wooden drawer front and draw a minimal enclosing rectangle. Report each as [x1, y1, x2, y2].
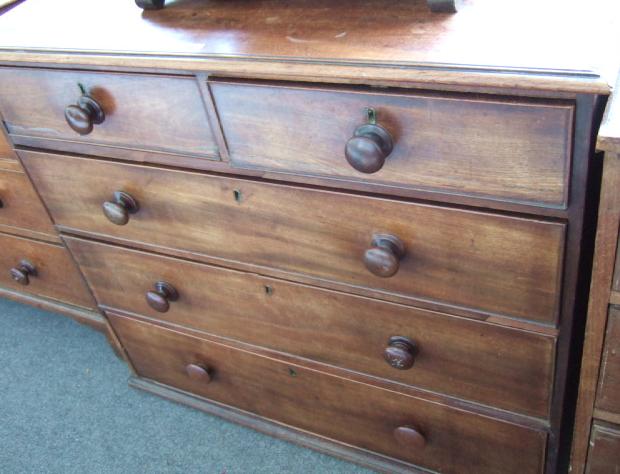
[596, 306, 620, 415]
[210, 80, 573, 207]
[109, 314, 547, 474]
[0, 68, 218, 159]
[0, 233, 94, 309]
[23, 151, 565, 324]
[0, 168, 56, 237]
[67, 237, 556, 418]
[586, 422, 620, 474]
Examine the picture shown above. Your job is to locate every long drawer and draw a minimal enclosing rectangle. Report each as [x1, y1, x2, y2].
[0, 168, 56, 238]
[66, 237, 556, 418]
[109, 313, 547, 474]
[210, 79, 573, 207]
[0, 232, 95, 309]
[23, 151, 565, 324]
[0, 68, 219, 160]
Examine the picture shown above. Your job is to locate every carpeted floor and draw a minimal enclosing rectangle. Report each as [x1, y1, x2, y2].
[0, 298, 371, 474]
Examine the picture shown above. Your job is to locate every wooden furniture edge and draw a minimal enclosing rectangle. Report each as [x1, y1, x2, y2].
[569, 152, 620, 473]
[597, 72, 620, 153]
[0, 51, 612, 96]
[129, 376, 437, 474]
[0, 285, 105, 331]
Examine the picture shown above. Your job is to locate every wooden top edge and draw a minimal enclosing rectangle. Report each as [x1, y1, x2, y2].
[597, 71, 620, 153]
[0, 50, 613, 95]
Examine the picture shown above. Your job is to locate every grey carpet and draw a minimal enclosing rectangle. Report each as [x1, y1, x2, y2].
[0, 298, 371, 474]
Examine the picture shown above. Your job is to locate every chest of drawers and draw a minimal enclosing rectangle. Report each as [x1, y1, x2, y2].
[1, 0, 619, 472]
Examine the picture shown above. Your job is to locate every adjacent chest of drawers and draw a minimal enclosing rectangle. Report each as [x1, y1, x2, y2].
[571, 80, 620, 473]
[1, 0, 619, 472]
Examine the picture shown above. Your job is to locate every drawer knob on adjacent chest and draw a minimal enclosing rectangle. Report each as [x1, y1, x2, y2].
[146, 281, 179, 313]
[185, 363, 212, 384]
[102, 191, 139, 226]
[9, 259, 37, 286]
[364, 234, 405, 278]
[64, 94, 105, 136]
[394, 425, 427, 450]
[345, 122, 393, 174]
[384, 336, 417, 370]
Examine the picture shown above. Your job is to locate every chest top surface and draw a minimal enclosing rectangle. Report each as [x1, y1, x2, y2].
[0, 0, 619, 94]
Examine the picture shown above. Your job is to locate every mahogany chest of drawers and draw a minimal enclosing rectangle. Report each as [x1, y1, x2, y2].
[571, 77, 620, 473]
[1, 0, 619, 472]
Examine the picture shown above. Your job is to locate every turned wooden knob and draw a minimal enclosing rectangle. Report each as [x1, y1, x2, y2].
[185, 363, 211, 383]
[345, 123, 393, 174]
[394, 425, 426, 450]
[364, 234, 405, 278]
[136, 0, 166, 9]
[10, 259, 37, 286]
[384, 336, 417, 370]
[427, 0, 461, 13]
[102, 191, 139, 226]
[146, 281, 179, 313]
[64, 95, 105, 135]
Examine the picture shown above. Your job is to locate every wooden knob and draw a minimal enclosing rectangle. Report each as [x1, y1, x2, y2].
[384, 336, 417, 370]
[146, 281, 179, 313]
[364, 234, 405, 278]
[394, 425, 426, 450]
[185, 363, 211, 383]
[102, 191, 139, 226]
[64, 95, 105, 135]
[10, 259, 37, 286]
[135, 0, 166, 9]
[427, 0, 460, 13]
[345, 123, 393, 174]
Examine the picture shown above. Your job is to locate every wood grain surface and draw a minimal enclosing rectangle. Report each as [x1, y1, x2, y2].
[0, 68, 219, 159]
[109, 313, 547, 474]
[22, 151, 566, 324]
[0, 168, 56, 239]
[211, 79, 573, 207]
[0, 0, 618, 94]
[0, 232, 95, 309]
[67, 236, 556, 418]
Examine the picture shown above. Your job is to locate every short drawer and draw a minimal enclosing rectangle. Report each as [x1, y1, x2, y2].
[596, 306, 620, 415]
[586, 422, 620, 474]
[67, 237, 556, 418]
[23, 150, 565, 324]
[0, 168, 56, 238]
[0, 68, 219, 161]
[210, 79, 573, 207]
[109, 313, 547, 474]
[0, 233, 94, 309]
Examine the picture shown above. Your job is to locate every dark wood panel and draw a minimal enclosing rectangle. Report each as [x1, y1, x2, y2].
[586, 422, 620, 474]
[67, 237, 556, 418]
[0, 232, 95, 309]
[597, 306, 620, 416]
[109, 313, 547, 474]
[0, 68, 219, 159]
[23, 151, 566, 324]
[0, 168, 56, 238]
[211, 79, 573, 207]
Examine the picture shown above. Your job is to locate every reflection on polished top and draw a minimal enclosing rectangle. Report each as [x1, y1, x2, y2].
[0, 0, 619, 93]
